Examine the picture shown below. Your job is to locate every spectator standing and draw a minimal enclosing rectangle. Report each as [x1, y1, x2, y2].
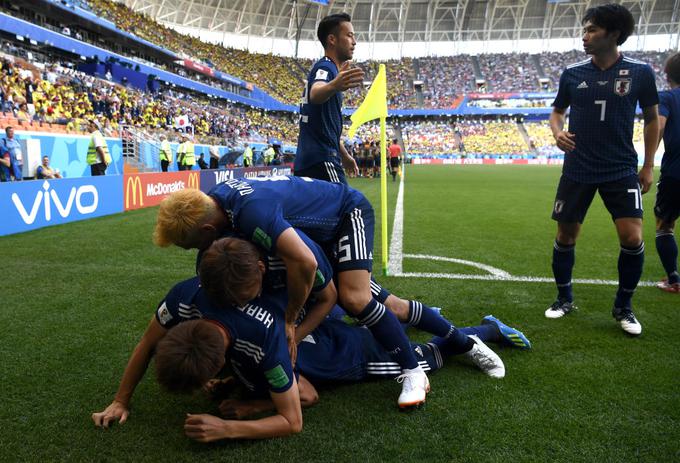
[159, 134, 172, 172]
[86, 119, 110, 176]
[0, 126, 23, 181]
[294, 13, 363, 184]
[242, 145, 253, 167]
[176, 133, 187, 171]
[197, 153, 208, 169]
[209, 145, 219, 169]
[181, 135, 196, 171]
[263, 143, 275, 166]
[36, 155, 62, 179]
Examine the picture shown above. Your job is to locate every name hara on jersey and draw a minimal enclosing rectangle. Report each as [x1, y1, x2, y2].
[237, 303, 274, 328]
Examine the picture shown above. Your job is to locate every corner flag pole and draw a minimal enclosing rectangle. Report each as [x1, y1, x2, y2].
[380, 113, 388, 276]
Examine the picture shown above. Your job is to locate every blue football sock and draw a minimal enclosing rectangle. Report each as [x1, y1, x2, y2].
[407, 300, 471, 347]
[615, 242, 644, 309]
[357, 299, 419, 370]
[369, 277, 391, 304]
[459, 325, 501, 343]
[552, 240, 575, 302]
[656, 231, 679, 284]
[429, 333, 475, 356]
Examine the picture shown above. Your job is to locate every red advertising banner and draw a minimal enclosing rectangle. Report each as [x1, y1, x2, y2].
[124, 171, 201, 211]
[183, 59, 215, 77]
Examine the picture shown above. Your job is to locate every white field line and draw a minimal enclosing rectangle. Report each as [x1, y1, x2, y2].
[386, 170, 657, 287]
[387, 162, 405, 275]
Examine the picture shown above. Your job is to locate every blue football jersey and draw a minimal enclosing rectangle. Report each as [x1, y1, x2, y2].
[154, 278, 295, 395]
[553, 54, 658, 183]
[208, 176, 364, 252]
[295, 57, 343, 171]
[296, 319, 371, 383]
[658, 87, 680, 180]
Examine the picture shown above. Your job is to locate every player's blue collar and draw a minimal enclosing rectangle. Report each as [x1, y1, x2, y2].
[588, 52, 624, 72]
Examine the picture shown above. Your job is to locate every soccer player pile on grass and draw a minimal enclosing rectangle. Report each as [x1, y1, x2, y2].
[654, 52, 680, 294]
[152, 176, 473, 407]
[92, 235, 529, 440]
[546, 3, 659, 335]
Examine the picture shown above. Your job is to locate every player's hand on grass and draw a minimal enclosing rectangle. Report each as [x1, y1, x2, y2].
[285, 322, 298, 366]
[92, 400, 129, 428]
[554, 130, 576, 152]
[333, 62, 364, 92]
[184, 413, 230, 442]
[638, 165, 653, 194]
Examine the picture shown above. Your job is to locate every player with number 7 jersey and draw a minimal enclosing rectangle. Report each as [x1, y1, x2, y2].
[545, 3, 659, 336]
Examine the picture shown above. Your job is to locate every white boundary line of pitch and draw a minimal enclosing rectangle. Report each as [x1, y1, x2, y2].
[386, 165, 657, 288]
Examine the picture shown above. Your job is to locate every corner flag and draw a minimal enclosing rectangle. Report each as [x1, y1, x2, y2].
[347, 64, 391, 275]
[348, 64, 387, 138]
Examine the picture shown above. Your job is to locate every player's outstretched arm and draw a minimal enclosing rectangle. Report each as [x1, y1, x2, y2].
[92, 316, 167, 428]
[640, 104, 660, 194]
[295, 280, 337, 344]
[276, 228, 318, 363]
[309, 62, 364, 104]
[184, 378, 303, 441]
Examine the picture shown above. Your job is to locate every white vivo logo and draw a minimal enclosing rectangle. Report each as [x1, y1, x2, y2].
[11, 180, 98, 225]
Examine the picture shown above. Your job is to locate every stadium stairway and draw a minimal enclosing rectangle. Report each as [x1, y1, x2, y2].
[531, 54, 547, 79]
[516, 122, 535, 154]
[471, 56, 484, 84]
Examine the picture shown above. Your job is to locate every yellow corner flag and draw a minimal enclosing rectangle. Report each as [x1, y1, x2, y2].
[348, 64, 387, 139]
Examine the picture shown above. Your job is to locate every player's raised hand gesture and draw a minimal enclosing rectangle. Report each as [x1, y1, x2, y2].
[333, 61, 364, 92]
[554, 130, 576, 152]
[92, 400, 130, 429]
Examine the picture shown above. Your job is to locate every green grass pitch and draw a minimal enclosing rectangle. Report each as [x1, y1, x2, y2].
[2, 165, 679, 462]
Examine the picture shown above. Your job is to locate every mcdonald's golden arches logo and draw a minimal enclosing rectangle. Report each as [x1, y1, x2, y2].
[187, 172, 200, 190]
[126, 175, 143, 209]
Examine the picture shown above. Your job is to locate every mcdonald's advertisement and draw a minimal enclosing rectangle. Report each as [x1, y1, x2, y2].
[124, 171, 201, 211]
[0, 175, 123, 236]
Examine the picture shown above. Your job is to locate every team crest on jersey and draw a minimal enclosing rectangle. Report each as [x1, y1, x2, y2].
[614, 78, 632, 96]
[554, 200, 565, 215]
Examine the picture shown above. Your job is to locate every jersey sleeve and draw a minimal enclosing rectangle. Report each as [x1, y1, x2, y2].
[238, 200, 292, 254]
[260, 328, 295, 393]
[552, 70, 570, 109]
[638, 65, 659, 109]
[155, 283, 185, 329]
[297, 230, 333, 292]
[311, 63, 336, 83]
[658, 90, 671, 118]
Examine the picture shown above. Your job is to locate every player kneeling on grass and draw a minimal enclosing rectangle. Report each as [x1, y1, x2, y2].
[154, 176, 444, 407]
[154, 312, 530, 442]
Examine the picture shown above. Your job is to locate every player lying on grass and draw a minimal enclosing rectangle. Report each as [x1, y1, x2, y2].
[153, 312, 530, 442]
[154, 176, 478, 407]
[92, 236, 515, 428]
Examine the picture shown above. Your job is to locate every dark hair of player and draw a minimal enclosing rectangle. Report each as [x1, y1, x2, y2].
[582, 4, 635, 46]
[199, 237, 263, 307]
[665, 53, 680, 86]
[155, 320, 225, 394]
[317, 13, 352, 48]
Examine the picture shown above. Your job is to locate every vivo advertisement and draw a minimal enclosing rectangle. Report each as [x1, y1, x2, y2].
[0, 175, 123, 236]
